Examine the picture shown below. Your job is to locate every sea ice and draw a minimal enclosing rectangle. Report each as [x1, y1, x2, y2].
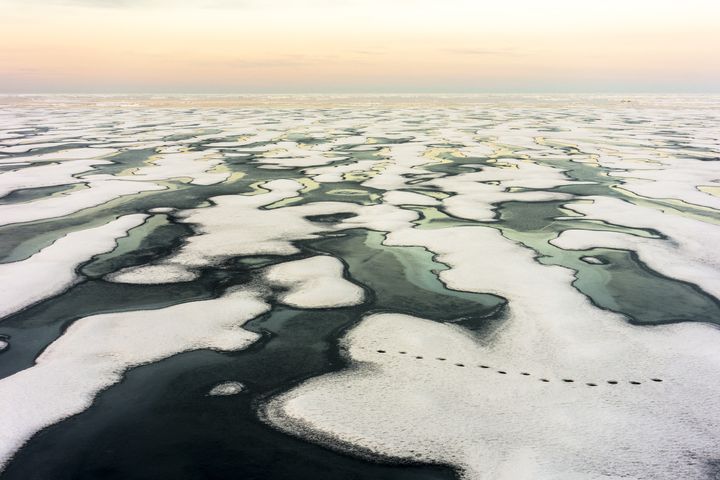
[264, 255, 364, 309]
[0, 288, 270, 468]
[208, 382, 245, 396]
[0, 214, 148, 320]
[264, 226, 720, 479]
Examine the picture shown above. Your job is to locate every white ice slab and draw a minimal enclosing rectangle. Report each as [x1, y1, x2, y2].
[264, 226, 720, 479]
[0, 214, 148, 320]
[264, 255, 364, 308]
[0, 288, 269, 468]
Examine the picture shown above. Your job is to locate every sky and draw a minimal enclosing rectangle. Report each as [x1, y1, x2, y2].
[0, 0, 719, 93]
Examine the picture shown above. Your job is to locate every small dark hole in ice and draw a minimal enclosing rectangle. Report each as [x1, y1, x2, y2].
[540, 378, 550, 382]
[399, 351, 407, 354]
[562, 379, 574, 383]
[437, 357, 446, 361]
[497, 370, 507, 374]
[415, 356, 423, 359]
[455, 363, 465, 367]
[629, 381, 641, 385]
[479, 365, 490, 369]
[586, 383, 597, 387]
[651, 378, 662, 382]
[377, 350, 386, 353]
[520, 372, 530, 376]
[607, 380, 618, 385]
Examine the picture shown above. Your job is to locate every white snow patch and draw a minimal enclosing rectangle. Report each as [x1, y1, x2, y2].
[209, 381, 245, 396]
[106, 263, 199, 284]
[430, 159, 575, 221]
[0, 180, 163, 226]
[88, 150, 229, 186]
[552, 197, 720, 299]
[383, 191, 439, 206]
[264, 256, 364, 308]
[4, 148, 117, 162]
[254, 141, 341, 168]
[0, 214, 148, 320]
[0, 160, 108, 198]
[111, 179, 417, 284]
[0, 288, 269, 468]
[264, 226, 720, 479]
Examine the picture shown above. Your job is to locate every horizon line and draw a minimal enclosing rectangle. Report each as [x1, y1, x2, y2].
[3, 91, 720, 96]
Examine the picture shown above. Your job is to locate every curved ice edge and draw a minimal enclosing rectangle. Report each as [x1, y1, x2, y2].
[0, 214, 149, 320]
[0, 288, 271, 469]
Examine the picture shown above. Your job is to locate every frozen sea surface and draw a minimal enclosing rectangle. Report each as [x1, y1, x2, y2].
[0, 94, 719, 480]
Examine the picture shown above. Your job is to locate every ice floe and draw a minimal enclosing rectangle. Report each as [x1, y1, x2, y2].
[106, 262, 199, 284]
[0, 180, 163, 226]
[552, 196, 720, 299]
[2, 148, 118, 162]
[264, 255, 364, 309]
[88, 150, 230, 186]
[1, 96, 719, 477]
[109, 179, 417, 284]
[430, 159, 574, 221]
[0, 214, 148, 320]
[0, 160, 108, 198]
[264, 225, 720, 479]
[209, 381, 245, 396]
[382, 190, 439, 206]
[0, 288, 270, 468]
[607, 157, 720, 210]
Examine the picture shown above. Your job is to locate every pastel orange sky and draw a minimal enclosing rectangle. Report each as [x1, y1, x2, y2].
[1, 0, 719, 93]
